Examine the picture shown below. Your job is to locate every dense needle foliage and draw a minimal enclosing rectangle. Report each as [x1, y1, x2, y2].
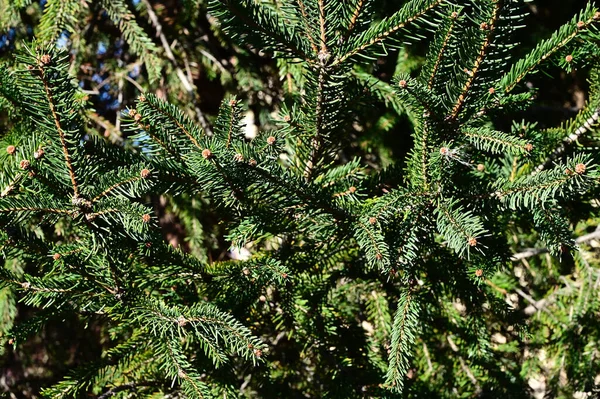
[1, 0, 600, 398]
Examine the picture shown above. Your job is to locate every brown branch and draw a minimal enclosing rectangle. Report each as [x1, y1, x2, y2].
[40, 67, 80, 197]
[427, 16, 457, 90]
[318, 0, 328, 54]
[448, 2, 502, 120]
[345, 0, 365, 39]
[333, 0, 444, 66]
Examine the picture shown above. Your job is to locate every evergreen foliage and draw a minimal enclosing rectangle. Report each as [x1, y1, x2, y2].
[1, 0, 600, 397]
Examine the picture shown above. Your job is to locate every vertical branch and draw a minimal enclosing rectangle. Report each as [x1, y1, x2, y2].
[427, 15, 457, 90]
[303, 67, 326, 182]
[296, 0, 319, 55]
[318, 0, 328, 55]
[448, 1, 502, 120]
[40, 67, 80, 197]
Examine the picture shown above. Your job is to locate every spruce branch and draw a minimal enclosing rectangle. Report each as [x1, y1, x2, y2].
[384, 288, 420, 393]
[448, 0, 503, 120]
[334, 0, 445, 66]
[344, 0, 366, 40]
[39, 61, 80, 197]
[209, 0, 313, 63]
[420, 9, 459, 90]
[495, 155, 593, 209]
[534, 107, 600, 174]
[37, 0, 83, 43]
[100, 0, 162, 83]
[499, 4, 600, 93]
[435, 198, 487, 258]
[296, 0, 320, 54]
[140, 0, 213, 135]
[511, 228, 600, 261]
[463, 126, 532, 155]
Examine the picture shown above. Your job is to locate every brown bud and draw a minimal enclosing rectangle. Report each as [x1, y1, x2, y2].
[52, 253, 61, 261]
[128, 109, 137, 118]
[488, 87, 495, 95]
[254, 349, 262, 357]
[259, 295, 267, 302]
[138, 94, 146, 102]
[248, 343, 253, 349]
[19, 160, 30, 170]
[234, 153, 244, 162]
[266, 136, 276, 145]
[375, 253, 383, 260]
[177, 315, 187, 327]
[283, 115, 291, 122]
[477, 164, 485, 172]
[577, 21, 585, 29]
[565, 168, 573, 175]
[202, 148, 213, 159]
[34, 148, 44, 159]
[451, 11, 458, 19]
[6, 145, 16, 155]
[8, 338, 14, 345]
[21, 282, 30, 289]
[348, 186, 357, 193]
[248, 158, 257, 167]
[134, 113, 142, 122]
[242, 268, 250, 276]
[440, 147, 449, 155]
[565, 55, 573, 63]
[525, 143, 533, 152]
[575, 163, 586, 174]
[368, 217, 377, 225]
[229, 99, 237, 107]
[39, 54, 51, 66]
[142, 214, 151, 223]
[480, 22, 489, 30]
[145, 242, 152, 248]
[468, 237, 478, 247]
[475, 269, 483, 277]
[398, 80, 407, 88]
[595, 12, 600, 20]
[140, 168, 151, 178]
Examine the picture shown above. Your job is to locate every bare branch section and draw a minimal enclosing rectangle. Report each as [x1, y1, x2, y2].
[512, 228, 600, 260]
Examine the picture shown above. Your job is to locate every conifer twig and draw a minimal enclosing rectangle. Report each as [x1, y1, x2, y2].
[345, 0, 366, 40]
[448, 1, 502, 120]
[296, 0, 319, 54]
[533, 108, 600, 174]
[40, 66, 80, 197]
[141, 0, 213, 136]
[333, 0, 444, 66]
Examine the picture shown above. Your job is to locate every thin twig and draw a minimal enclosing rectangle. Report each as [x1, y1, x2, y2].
[511, 228, 600, 261]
